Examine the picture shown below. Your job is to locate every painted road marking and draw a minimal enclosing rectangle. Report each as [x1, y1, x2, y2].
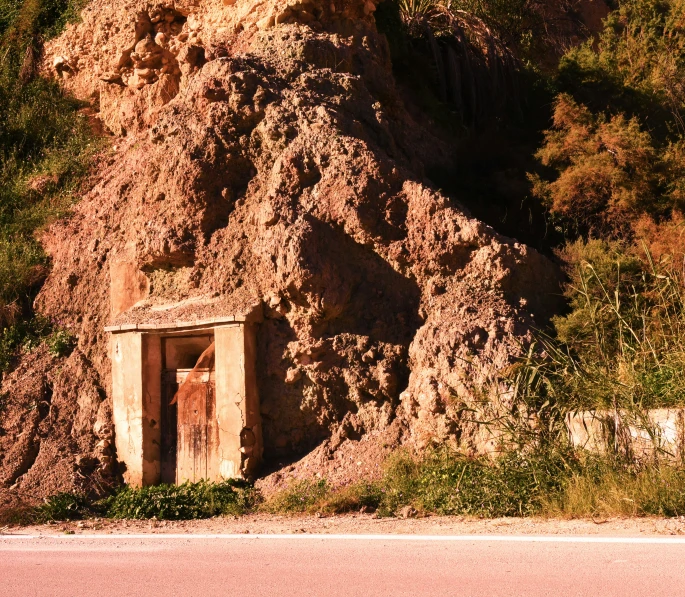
[2, 534, 685, 544]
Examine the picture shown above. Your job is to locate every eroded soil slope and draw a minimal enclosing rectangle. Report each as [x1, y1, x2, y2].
[0, 0, 559, 501]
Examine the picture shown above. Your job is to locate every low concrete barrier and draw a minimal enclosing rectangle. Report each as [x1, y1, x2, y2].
[566, 408, 685, 460]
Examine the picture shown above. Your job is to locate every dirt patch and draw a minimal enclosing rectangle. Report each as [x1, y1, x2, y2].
[0, 346, 116, 505]
[8, 514, 685, 538]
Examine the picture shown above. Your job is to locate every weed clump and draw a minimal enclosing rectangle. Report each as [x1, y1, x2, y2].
[546, 460, 685, 518]
[102, 480, 257, 520]
[260, 450, 685, 520]
[16, 452, 685, 523]
[260, 479, 329, 514]
[260, 449, 572, 518]
[376, 449, 568, 517]
[34, 491, 89, 522]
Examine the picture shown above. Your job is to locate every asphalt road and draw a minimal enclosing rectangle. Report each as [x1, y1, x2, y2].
[2, 533, 685, 596]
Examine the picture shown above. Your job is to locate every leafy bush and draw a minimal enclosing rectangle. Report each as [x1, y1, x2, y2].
[558, 0, 685, 125]
[375, 449, 571, 517]
[531, 95, 685, 237]
[18, 451, 685, 523]
[34, 491, 89, 522]
[262, 449, 572, 518]
[102, 480, 256, 520]
[533, 0, 685, 237]
[261, 449, 685, 519]
[46, 327, 75, 357]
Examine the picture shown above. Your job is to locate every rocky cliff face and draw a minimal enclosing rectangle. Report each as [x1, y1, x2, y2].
[0, 0, 559, 500]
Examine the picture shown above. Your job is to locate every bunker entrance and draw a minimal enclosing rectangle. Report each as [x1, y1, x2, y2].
[160, 335, 216, 484]
[107, 314, 263, 487]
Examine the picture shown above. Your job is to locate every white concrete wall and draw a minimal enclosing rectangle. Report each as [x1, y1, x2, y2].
[111, 332, 162, 486]
[215, 324, 262, 480]
[111, 332, 145, 486]
[567, 409, 685, 460]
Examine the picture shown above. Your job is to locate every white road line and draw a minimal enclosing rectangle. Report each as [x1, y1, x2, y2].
[2, 533, 685, 544]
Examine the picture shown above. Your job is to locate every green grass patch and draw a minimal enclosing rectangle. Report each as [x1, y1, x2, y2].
[375, 449, 569, 517]
[261, 449, 685, 520]
[259, 478, 329, 514]
[262, 449, 571, 518]
[0, 0, 99, 377]
[11, 451, 685, 523]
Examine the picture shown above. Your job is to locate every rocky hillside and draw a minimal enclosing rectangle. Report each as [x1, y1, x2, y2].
[0, 0, 562, 503]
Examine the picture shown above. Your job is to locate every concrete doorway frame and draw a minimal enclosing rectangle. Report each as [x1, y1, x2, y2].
[105, 316, 262, 487]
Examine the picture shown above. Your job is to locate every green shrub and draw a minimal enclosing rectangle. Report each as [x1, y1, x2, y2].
[507, 239, 685, 422]
[260, 449, 574, 518]
[375, 448, 571, 517]
[530, 95, 684, 237]
[533, 0, 685, 237]
[264, 450, 685, 519]
[102, 480, 256, 520]
[558, 0, 685, 125]
[46, 327, 75, 357]
[34, 491, 89, 522]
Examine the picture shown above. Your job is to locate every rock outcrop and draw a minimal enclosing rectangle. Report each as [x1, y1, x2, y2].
[0, 0, 560, 499]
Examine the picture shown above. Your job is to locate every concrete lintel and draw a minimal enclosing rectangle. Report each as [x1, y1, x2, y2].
[107, 319, 244, 334]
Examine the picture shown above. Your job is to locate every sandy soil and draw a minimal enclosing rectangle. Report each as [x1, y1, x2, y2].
[5, 514, 685, 537]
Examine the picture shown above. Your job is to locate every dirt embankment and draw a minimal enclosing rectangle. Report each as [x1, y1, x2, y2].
[0, 0, 561, 504]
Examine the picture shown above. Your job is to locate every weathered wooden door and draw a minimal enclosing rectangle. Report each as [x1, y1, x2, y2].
[161, 369, 217, 484]
[176, 370, 216, 483]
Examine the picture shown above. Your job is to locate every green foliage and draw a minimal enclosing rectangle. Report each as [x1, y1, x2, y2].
[260, 479, 329, 513]
[531, 94, 685, 237]
[534, 0, 685, 237]
[545, 456, 685, 517]
[505, 238, 685, 453]
[0, 0, 96, 377]
[315, 481, 383, 514]
[16, 453, 685, 523]
[0, 317, 73, 372]
[262, 449, 685, 519]
[34, 491, 89, 522]
[445, 0, 544, 59]
[559, 0, 685, 127]
[375, 448, 570, 517]
[0, 315, 49, 371]
[262, 449, 571, 518]
[102, 480, 256, 520]
[46, 327, 75, 357]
